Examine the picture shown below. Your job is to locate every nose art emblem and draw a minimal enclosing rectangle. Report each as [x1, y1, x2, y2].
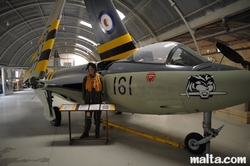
[146, 72, 156, 82]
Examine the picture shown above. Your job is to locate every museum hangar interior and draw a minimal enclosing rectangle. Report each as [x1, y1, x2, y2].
[0, 0, 250, 165]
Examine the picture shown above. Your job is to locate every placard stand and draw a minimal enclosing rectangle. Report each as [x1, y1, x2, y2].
[59, 104, 115, 145]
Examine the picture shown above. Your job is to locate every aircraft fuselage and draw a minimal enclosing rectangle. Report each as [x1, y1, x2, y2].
[45, 42, 250, 115]
[103, 64, 250, 114]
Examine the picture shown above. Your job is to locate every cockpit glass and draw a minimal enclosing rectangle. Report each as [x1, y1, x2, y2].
[129, 42, 177, 64]
[127, 42, 208, 66]
[169, 45, 208, 66]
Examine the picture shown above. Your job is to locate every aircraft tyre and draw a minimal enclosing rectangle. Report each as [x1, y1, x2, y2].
[184, 132, 206, 155]
[115, 110, 122, 115]
[50, 106, 62, 126]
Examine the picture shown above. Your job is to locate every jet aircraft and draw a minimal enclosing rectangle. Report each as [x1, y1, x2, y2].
[24, 0, 250, 155]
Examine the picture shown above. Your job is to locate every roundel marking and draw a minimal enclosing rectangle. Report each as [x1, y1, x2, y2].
[99, 10, 115, 34]
[104, 19, 109, 27]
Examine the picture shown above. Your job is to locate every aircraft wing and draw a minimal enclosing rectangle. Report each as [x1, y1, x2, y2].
[44, 74, 85, 86]
[43, 73, 85, 104]
[24, 0, 66, 83]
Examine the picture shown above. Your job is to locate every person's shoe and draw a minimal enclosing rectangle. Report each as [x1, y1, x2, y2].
[80, 132, 89, 139]
[95, 131, 100, 139]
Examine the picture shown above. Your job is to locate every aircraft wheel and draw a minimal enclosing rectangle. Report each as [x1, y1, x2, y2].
[115, 110, 122, 115]
[50, 106, 62, 126]
[184, 132, 206, 155]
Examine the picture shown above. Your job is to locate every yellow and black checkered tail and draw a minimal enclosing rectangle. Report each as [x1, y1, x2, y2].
[24, 0, 66, 83]
[85, 0, 137, 61]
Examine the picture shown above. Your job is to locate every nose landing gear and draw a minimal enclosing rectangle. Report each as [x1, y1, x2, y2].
[184, 111, 224, 155]
[185, 132, 206, 155]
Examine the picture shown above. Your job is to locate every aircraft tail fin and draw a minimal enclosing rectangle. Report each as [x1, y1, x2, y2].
[24, 0, 66, 84]
[84, 0, 137, 61]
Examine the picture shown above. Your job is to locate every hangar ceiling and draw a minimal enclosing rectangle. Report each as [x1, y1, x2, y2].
[0, 0, 250, 67]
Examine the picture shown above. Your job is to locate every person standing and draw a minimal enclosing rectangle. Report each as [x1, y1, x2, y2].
[80, 62, 106, 138]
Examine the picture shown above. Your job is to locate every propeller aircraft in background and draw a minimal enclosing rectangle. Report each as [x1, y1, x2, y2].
[24, 0, 250, 155]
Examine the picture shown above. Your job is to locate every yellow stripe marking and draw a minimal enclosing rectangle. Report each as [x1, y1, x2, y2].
[29, 20, 60, 76]
[47, 71, 53, 80]
[49, 20, 60, 31]
[42, 39, 55, 52]
[97, 33, 133, 54]
[30, 50, 38, 63]
[102, 120, 184, 149]
[46, 72, 52, 80]
[35, 60, 48, 72]
[49, 70, 57, 80]
[24, 68, 31, 81]
[102, 48, 137, 61]
[36, 20, 59, 47]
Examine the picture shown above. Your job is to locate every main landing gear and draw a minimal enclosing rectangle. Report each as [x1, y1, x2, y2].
[50, 106, 61, 126]
[45, 90, 61, 126]
[29, 78, 62, 127]
[184, 111, 224, 155]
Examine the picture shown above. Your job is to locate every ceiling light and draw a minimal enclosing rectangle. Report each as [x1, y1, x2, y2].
[80, 20, 92, 28]
[78, 36, 97, 46]
[76, 43, 92, 53]
[6, 21, 9, 26]
[74, 48, 88, 55]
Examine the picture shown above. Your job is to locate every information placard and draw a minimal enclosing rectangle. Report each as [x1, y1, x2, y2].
[78, 104, 89, 110]
[89, 104, 100, 110]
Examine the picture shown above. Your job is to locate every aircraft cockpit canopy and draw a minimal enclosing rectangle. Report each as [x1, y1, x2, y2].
[128, 42, 208, 66]
[169, 44, 209, 66]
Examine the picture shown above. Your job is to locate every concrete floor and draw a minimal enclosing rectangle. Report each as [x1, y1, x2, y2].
[0, 88, 249, 166]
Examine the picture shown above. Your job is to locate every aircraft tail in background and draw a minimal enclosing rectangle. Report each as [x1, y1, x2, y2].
[24, 0, 66, 85]
[84, 0, 137, 61]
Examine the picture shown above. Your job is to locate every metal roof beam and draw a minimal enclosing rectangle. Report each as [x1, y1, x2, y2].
[116, 0, 157, 43]
[168, 0, 200, 54]
[1, 17, 95, 63]
[139, 0, 250, 47]
[0, 2, 85, 17]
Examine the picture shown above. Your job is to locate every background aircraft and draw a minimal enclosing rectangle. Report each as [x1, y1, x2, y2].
[24, 0, 250, 155]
